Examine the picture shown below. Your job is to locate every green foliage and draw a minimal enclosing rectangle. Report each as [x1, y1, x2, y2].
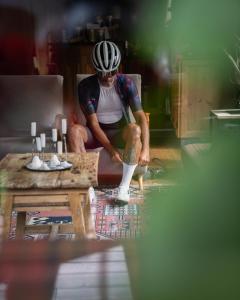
[225, 36, 240, 85]
[134, 135, 240, 300]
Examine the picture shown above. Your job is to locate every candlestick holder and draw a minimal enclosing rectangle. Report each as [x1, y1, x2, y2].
[63, 134, 68, 161]
[51, 128, 58, 154]
[53, 141, 57, 154]
[30, 122, 37, 160]
[40, 133, 46, 162]
[31, 137, 36, 159]
[41, 148, 45, 162]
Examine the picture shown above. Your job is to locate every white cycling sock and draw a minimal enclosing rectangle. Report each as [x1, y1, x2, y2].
[119, 162, 137, 191]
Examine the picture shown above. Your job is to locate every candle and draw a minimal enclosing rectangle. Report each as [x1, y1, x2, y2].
[57, 141, 63, 154]
[62, 119, 67, 135]
[31, 122, 36, 137]
[40, 133, 46, 148]
[36, 137, 42, 152]
[0, 214, 3, 245]
[52, 128, 57, 142]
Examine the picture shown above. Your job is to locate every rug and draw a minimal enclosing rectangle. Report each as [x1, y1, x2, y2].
[9, 186, 159, 241]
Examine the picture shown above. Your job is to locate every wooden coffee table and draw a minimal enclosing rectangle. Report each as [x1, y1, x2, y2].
[0, 153, 99, 240]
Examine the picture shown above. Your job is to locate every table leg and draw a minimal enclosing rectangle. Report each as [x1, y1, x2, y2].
[16, 212, 27, 239]
[83, 189, 96, 239]
[69, 192, 86, 239]
[2, 194, 13, 240]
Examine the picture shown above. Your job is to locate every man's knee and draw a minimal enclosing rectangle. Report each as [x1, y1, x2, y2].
[126, 123, 141, 140]
[69, 124, 87, 142]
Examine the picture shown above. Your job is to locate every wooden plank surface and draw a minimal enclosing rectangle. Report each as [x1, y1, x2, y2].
[69, 192, 86, 239]
[58, 153, 98, 188]
[0, 240, 133, 299]
[14, 194, 68, 204]
[54, 245, 133, 300]
[0, 153, 99, 189]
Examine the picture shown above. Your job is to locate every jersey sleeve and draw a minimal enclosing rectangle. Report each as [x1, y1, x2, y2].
[125, 76, 142, 112]
[78, 80, 96, 116]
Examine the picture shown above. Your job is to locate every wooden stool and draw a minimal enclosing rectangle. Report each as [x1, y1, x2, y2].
[0, 153, 99, 240]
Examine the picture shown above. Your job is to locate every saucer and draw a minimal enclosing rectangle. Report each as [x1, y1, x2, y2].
[25, 160, 73, 172]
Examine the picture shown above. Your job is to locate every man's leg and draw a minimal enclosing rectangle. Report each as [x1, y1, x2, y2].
[68, 123, 88, 153]
[68, 123, 103, 152]
[117, 123, 142, 202]
[54, 114, 88, 153]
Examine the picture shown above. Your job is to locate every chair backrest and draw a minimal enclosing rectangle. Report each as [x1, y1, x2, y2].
[0, 75, 63, 137]
[75, 74, 141, 125]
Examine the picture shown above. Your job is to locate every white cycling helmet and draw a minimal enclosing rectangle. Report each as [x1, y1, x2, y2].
[92, 41, 121, 73]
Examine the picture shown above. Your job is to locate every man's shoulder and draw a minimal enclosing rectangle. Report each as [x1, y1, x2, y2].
[116, 73, 131, 82]
[116, 73, 138, 85]
[116, 73, 138, 92]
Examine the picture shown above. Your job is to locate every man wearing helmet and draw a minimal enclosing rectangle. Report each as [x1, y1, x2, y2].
[70, 41, 149, 203]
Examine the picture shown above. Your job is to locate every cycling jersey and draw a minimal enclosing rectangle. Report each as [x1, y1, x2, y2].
[78, 73, 142, 124]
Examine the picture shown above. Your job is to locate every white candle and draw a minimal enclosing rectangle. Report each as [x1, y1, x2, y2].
[0, 214, 3, 245]
[52, 128, 57, 142]
[40, 133, 46, 148]
[36, 137, 42, 152]
[62, 119, 67, 134]
[57, 141, 63, 154]
[31, 122, 36, 137]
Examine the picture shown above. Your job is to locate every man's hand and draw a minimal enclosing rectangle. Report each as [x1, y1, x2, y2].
[138, 149, 150, 166]
[111, 149, 123, 163]
[133, 110, 150, 166]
